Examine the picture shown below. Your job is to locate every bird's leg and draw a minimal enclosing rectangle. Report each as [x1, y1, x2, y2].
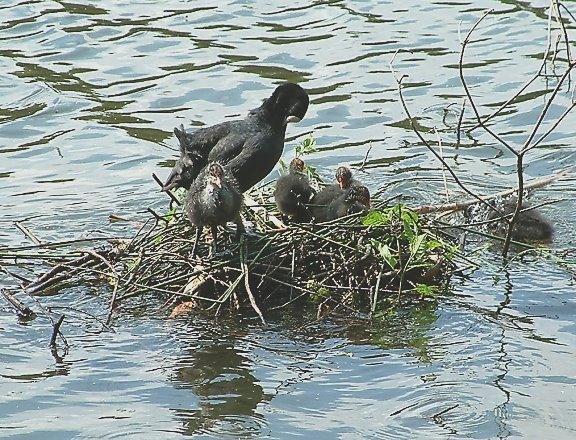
[191, 227, 202, 259]
[235, 214, 245, 241]
[210, 225, 219, 257]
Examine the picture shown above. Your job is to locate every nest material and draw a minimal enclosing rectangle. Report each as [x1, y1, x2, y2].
[102, 186, 455, 318]
[6, 184, 456, 322]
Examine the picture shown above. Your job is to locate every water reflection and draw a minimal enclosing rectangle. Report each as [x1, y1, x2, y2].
[164, 303, 443, 437]
[167, 320, 268, 437]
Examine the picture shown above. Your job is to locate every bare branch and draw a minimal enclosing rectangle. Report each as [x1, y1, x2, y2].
[521, 61, 576, 154]
[49, 315, 65, 349]
[413, 167, 571, 214]
[14, 222, 42, 245]
[529, 101, 576, 151]
[394, 75, 495, 211]
[459, 10, 517, 154]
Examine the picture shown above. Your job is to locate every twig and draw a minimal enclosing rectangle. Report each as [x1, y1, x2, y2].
[553, 0, 573, 65]
[49, 306, 115, 332]
[459, 10, 517, 154]
[394, 74, 493, 210]
[1, 288, 36, 320]
[358, 142, 373, 172]
[432, 404, 459, 422]
[146, 207, 166, 223]
[413, 166, 571, 214]
[0, 237, 118, 252]
[455, 99, 466, 148]
[152, 172, 181, 206]
[0, 263, 32, 284]
[49, 314, 65, 349]
[530, 101, 576, 150]
[522, 62, 576, 153]
[240, 241, 266, 324]
[25, 253, 94, 294]
[14, 222, 42, 245]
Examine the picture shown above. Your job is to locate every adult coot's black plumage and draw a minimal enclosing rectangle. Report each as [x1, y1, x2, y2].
[486, 199, 553, 242]
[274, 157, 315, 222]
[184, 162, 244, 257]
[310, 166, 360, 222]
[326, 185, 371, 221]
[163, 83, 309, 192]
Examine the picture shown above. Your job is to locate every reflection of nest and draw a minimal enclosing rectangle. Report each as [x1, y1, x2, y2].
[9, 186, 456, 322]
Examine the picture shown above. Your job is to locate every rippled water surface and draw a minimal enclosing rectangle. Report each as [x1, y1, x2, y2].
[2, 0, 576, 438]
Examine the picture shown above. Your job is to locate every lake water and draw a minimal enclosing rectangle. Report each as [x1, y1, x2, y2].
[1, 0, 576, 438]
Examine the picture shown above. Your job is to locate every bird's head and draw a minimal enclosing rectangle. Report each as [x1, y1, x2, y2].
[335, 166, 352, 190]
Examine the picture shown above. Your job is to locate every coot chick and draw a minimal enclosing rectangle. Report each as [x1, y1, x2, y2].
[335, 166, 363, 190]
[185, 162, 244, 257]
[326, 185, 371, 221]
[274, 157, 315, 222]
[163, 83, 309, 192]
[310, 166, 360, 222]
[486, 199, 553, 242]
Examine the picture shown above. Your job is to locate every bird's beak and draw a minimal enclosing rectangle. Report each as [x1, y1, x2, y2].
[210, 175, 222, 189]
[286, 115, 302, 123]
[162, 168, 181, 191]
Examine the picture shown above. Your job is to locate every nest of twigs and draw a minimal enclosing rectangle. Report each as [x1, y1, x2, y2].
[7, 184, 457, 323]
[105, 185, 455, 319]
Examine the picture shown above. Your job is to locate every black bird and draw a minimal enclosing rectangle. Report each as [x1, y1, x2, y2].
[163, 83, 309, 193]
[274, 157, 315, 222]
[310, 166, 360, 222]
[486, 199, 553, 242]
[184, 162, 244, 257]
[326, 185, 371, 221]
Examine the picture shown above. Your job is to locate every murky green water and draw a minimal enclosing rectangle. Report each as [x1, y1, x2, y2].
[2, 0, 576, 438]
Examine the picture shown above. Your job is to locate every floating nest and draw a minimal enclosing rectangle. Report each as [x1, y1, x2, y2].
[9, 181, 457, 323]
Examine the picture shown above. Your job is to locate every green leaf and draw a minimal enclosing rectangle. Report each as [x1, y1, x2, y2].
[409, 234, 427, 256]
[164, 207, 178, 223]
[362, 210, 391, 226]
[295, 134, 317, 156]
[425, 239, 445, 251]
[278, 158, 287, 173]
[376, 242, 398, 269]
[414, 284, 440, 297]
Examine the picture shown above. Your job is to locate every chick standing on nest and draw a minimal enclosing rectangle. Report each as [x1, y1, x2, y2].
[274, 157, 315, 223]
[185, 162, 244, 257]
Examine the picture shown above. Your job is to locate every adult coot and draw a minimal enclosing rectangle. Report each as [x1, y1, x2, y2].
[274, 157, 315, 222]
[310, 166, 361, 222]
[184, 162, 244, 257]
[486, 199, 553, 242]
[163, 83, 309, 193]
[326, 185, 371, 221]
